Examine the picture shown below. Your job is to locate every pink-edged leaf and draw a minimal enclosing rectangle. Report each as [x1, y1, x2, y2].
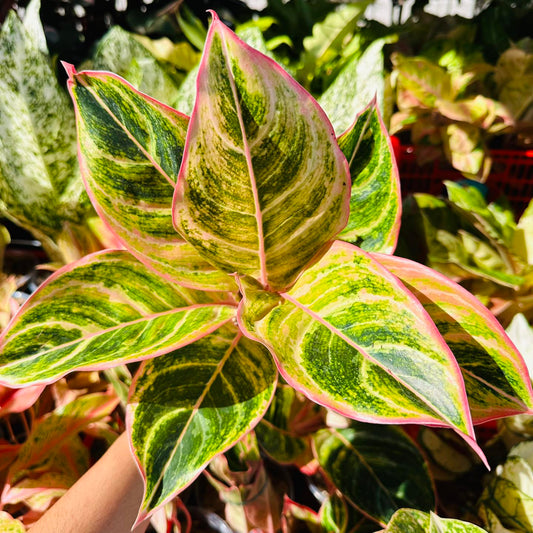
[0, 384, 44, 415]
[313, 423, 434, 525]
[173, 13, 350, 291]
[5, 391, 116, 487]
[375, 253, 533, 423]
[66, 65, 235, 292]
[128, 325, 277, 522]
[0, 250, 236, 386]
[336, 100, 401, 254]
[238, 240, 479, 449]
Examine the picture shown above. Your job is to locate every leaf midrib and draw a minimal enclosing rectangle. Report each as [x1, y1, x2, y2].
[3, 303, 235, 369]
[280, 291, 457, 428]
[142, 330, 243, 510]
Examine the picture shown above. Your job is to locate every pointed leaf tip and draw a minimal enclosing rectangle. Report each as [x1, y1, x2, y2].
[174, 15, 350, 290]
[61, 61, 76, 80]
[206, 9, 219, 23]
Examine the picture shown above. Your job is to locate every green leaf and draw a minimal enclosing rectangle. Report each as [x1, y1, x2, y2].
[173, 65, 199, 116]
[173, 14, 350, 291]
[255, 384, 319, 465]
[319, 38, 388, 135]
[0, 11, 89, 239]
[405, 193, 523, 289]
[445, 181, 516, 247]
[336, 102, 401, 253]
[376, 253, 533, 423]
[91, 26, 181, 108]
[0, 250, 236, 386]
[314, 424, 434, 525]
[301, 2, 372, 80]
[67, 67, 235, 291]
[129, 326, 277, 520]
[177, 5, 207, 51]
[384, 509, 487, 532]
[239, 240, 477, 443]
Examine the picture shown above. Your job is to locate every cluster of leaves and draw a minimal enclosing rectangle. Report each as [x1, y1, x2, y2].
[1, 3, 533, 533]
[0, 370, 124, 528]
[388, 46, 514, 181]
[399, 181, 533, 328]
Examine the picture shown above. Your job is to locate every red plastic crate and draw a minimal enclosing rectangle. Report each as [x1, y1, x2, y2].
[396, 144, 533, 216]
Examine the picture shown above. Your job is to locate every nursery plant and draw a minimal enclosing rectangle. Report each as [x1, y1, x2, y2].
[1, 11, 533, 530]
[0, 1, 103, 265]
[389, 52, 514, 180]
[399, 182, 533, 327]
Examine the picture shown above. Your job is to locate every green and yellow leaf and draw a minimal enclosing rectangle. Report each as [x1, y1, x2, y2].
[128, 326, 277, 520]
[0, 10, 89, 240]
[0, 250, 236, 386]
[91, 26, 182, 107]
[376, 253, 533, 422]
[0, 512, 25, 533]
[336, 101, 401, 253]
[67, 66, 234, 291]
[314, 423, 434, 525]
[173, 13, 350, 291]
[383, 509, 487, 532]
[239, 240, 478, 446]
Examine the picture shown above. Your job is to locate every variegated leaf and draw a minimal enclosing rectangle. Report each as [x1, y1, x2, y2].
[314, 423, 434, 525]
[383, 509, 487, 532]
[0, 11, 89, 239]
[376, 253, 533, 423]
[0, 250, 236, 386]
[173, 13, 350, 291]
[128, 326, 277, 521]
[336, 101, 401, 253]
[255, 384, 321, 465]
[239, 240, 478, 447]
[321, 494, 369, 533]
[67, 66, 235, 292]
[91, 26, 181, 107]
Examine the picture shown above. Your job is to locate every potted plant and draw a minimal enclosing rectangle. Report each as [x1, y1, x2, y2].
[1, 9, 533, 532]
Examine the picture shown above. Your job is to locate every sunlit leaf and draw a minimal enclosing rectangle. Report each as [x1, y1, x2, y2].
[319, 38, 388, 135]
[239, 240, 477, 443]
[383, 508, 487, 532]
[376, 253, 533, 422]
[129, 326, 277, 520]
[173, 13, 350, 291]
[479, 442, 533, 532]
[0, 10, 89, 244]
[336, 101, 401, 253]
[0, 250, 236, 386]
[67, 67, 235, 291]
[301, 2, 372, 80]
[91, 26, 181, 107]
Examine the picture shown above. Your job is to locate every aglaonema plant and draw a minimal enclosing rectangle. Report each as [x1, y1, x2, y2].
[0, 12, 532, 527]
